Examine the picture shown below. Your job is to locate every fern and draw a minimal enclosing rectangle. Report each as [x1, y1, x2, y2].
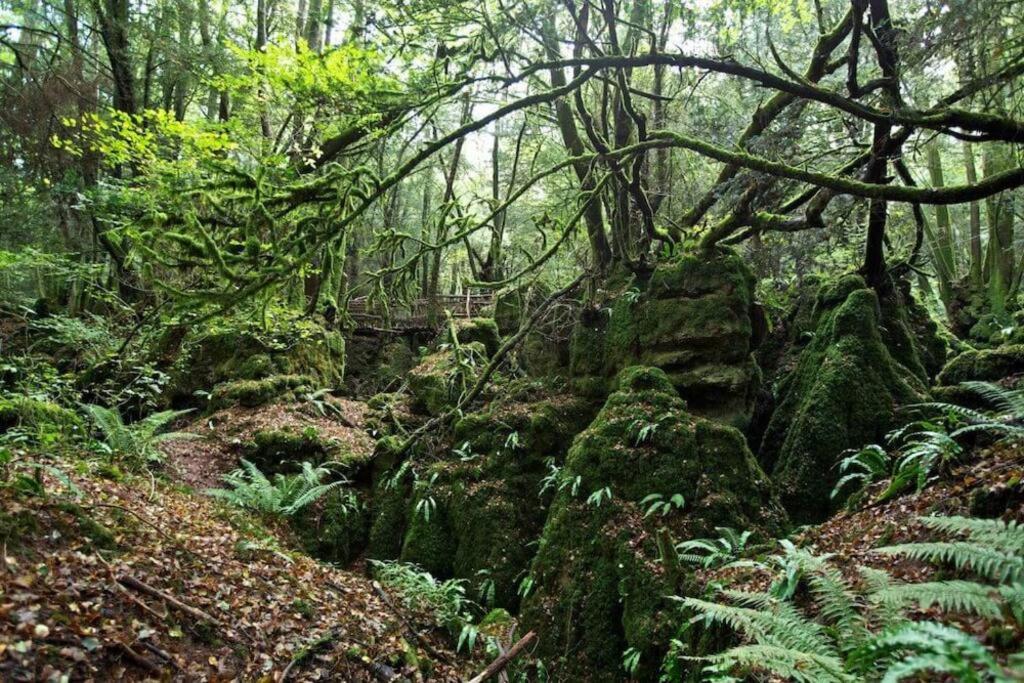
[675, 516, 1023, 682]
[83, 404, 195, 466]
[205, 459, 350, 517]
[872, 581, 1005, 620]
[696, 643, 853, 683]
[876, 540, 1024, 583]
[852, 621, 1010, 683]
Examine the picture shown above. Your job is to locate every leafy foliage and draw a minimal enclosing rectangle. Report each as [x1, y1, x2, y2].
[832, 382, 1024, 503]
[206, 459, 352, 517]
[673, 515, 1023, 682]
[82, 404, 195, 467]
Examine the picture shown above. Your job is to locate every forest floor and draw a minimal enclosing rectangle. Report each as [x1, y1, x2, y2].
[0, 451, 473, 681]
[702, 439, 1024, 643]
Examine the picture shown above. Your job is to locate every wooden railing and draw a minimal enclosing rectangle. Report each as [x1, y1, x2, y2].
[347, 292, 493, 332]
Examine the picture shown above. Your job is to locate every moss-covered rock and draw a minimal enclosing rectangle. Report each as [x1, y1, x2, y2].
[759, 276, 928, 523]
[406, 342, 486, 416]
[241, 423, 367, 474]
[877, 278, 947, 382]
[393, 384, 597, 607]
[208, 374, 314, 410]
[569, 248, 762, 428]
[344, 338, 419, 396]
[521, 367, 785, 680]
[445, 318, 501, 357]
[0, 396, 82, 438]
[937, 344, 1024, 386]
[160, 320, 345, 406]
[293, 490, 369, 564]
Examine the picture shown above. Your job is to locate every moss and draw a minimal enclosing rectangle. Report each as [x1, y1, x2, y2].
[366, 386, 596, 606]
[569, 248, 761, 427]
[208, 374, 313, 410]
[161, 321, 345, 406]
[877, 279, 946, 382]
[759, 278, 927, 523]
[406, 342, 486, 416]
[0, 397, 81, 439]
[242, 424, 364, 474]
[293, 490, 369, 564]
[367, 473, 411, 560]
[400, 480, 458, 576]
[234, 353, 275, 380]
[521, 366, 785, 680]
[937, 344, 1024, 386]
[447, 318, 501, 357]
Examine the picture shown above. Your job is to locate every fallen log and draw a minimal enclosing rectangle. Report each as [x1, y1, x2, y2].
[465, 631, 536, 683]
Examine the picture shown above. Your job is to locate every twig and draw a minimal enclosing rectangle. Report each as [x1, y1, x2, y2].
[465, 631, 537, 683]
[139, 640, 182, 671]
[110, 640, 163, 674]
[94, 552, 168, 622]
[372, 581, 452, 664]
[117, 575, 228, 630]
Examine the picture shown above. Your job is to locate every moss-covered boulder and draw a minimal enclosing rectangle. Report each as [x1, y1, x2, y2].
[344, 337, 419, 396]
[759, 276, 928, 523]
[208, 374, 314, 410]
[160, 319, 344, 406]
[444, 318, 501, 357]
[293, 489, 370, 564]
[241, 423, 369, 474]
[391, 384, 597, 608]
[569, 248, 763, 428]
[937, 344, 1024, 386]
[521, 367, 785, 680]
[406, 342, 486, 416]
[0, 396, 81, 438]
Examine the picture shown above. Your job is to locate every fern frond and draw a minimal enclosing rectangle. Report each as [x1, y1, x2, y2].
[697, 644, 853, 683]
[874, 541, 1024, 583]
[682, 596, 836, 657]
[917, 515, 1024, 552]
[959, 381, 1024, 418]
[872, 581, 1004, 620]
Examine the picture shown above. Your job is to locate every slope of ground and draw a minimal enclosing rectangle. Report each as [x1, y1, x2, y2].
[160, 397, 375, 490]
[0, 454, 472, 681]
[699, 439, 1024, 643]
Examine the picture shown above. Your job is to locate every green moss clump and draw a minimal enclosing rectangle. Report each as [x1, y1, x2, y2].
[937, 344, 1024, 386]
[208, 374, 313, 410]
[569, 248, 761, 427]
[293, 490, 369, 564]
[447, 318, 501, 357]
[759, 277, 927, 523]
[242, 424, 365, 474]
[521, 366, 785, 680]
[406, 342, 486, 416]
[0, 396, 82, 439]
[160, 321, 345, 406]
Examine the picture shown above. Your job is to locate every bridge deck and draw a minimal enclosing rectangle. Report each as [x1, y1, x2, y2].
[348, 292, 493, 332]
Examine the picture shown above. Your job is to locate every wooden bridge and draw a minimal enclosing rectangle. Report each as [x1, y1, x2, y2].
[347, 292, 494, 333]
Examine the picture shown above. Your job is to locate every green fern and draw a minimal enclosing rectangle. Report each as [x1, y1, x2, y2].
[696, 643, 853, 683]
[872, 581, 1005, 620]
[674, 515, 1023, 682]
[83, 404, 195, 466]
[850, 621, 1011, 683]
[205, 459, 351, 517]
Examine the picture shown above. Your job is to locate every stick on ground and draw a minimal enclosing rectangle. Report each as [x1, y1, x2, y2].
[465, 630, 537, 683]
